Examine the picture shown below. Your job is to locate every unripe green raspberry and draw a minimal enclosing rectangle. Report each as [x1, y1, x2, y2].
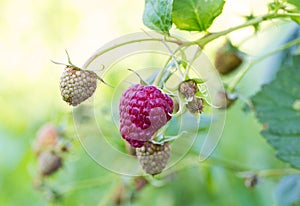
[136, 142, 170, 175]
[60, 66, 97, 106]
[52, 51, 101, 106]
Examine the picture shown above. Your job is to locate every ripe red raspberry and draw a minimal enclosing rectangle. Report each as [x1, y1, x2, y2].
[119, 84, 173, 147]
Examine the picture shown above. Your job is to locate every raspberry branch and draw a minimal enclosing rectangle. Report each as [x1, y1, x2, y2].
[193, 12, 300, 48]
[227, 37, 300, 92]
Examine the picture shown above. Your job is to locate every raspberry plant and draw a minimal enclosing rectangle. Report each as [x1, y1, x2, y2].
[37, 0, 300, 205]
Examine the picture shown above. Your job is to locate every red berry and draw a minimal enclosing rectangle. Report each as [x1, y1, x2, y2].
[119, 84, 173, 147]
[136, 142, 171, 175]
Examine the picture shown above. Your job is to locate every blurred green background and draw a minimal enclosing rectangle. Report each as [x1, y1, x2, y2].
[0, 0, 296, 205]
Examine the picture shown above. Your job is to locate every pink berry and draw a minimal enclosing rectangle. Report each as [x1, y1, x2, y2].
[119, 84, 173, 147]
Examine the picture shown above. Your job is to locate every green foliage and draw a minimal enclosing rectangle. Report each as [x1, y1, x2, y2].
[251, 54, 300, 168]
[286, 0, 300, 24]
[275, 175, 300, 206]
[172, 0, 225, 31]
[143, 0, 173, 34]
[142, 0, 225, 32]
[288, 0, 300, 9]
[3, 0, 300, 205]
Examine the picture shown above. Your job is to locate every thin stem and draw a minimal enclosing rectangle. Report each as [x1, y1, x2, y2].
[237, 168, 300, 178]
[153, 45, 185, 86]
[205, 155, 251, 171]
[97, 180, 121, 206]
[158, 154, 300, 183]
[83, 12, 300, 70]
[82, 12, 300, 90]
[84, 38, 183, 68]
[257, 168, 300, 177]
[192, 12, 300, 48]
[128, 68, 148, 85]
[183, 46, 202, 80]
[159, 156, 199, 178]
[163, 40, 184, 78]
[97, 187, 119, 206]
[159, 155, 251, 179]
[61, 174, 116, 194]
[227, 37, 300, 92]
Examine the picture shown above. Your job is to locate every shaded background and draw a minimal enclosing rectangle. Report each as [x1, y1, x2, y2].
[0, 0, 297, 205]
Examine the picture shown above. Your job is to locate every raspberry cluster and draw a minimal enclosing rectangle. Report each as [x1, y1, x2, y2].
[34, 124, 66, 176]
[178, 80, 203, 114]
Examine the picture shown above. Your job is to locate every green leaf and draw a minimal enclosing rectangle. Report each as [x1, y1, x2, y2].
[288, 0, 300, 9]
[172, 0, 225, 31]
[143, 0, 173, 34]
[287, 0, 300, 24]
[275, 175, 300, 206]
[251, 55, 300, 168]
[291, 16, 300, 25]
